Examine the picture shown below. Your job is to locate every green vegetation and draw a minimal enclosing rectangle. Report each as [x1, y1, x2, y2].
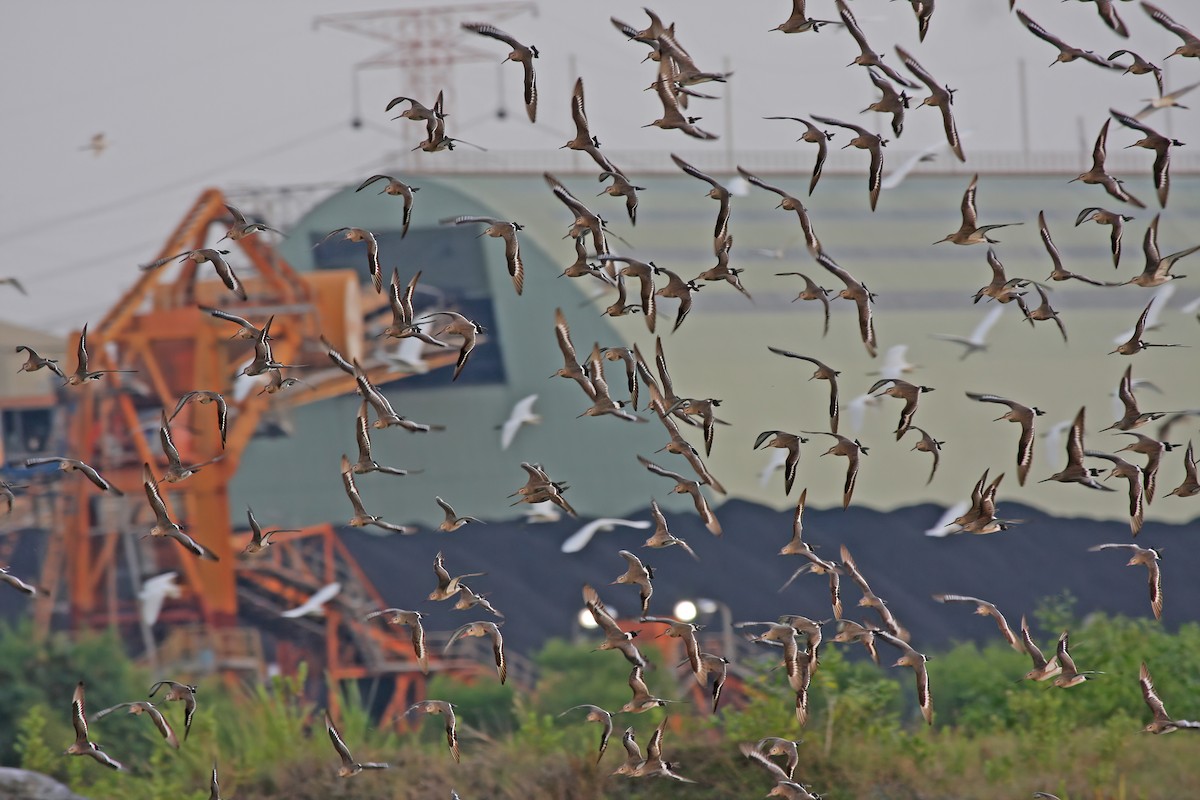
[4, 598, 1200, 799]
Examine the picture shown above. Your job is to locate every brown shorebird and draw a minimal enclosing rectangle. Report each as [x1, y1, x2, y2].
[563, 78, 617, 174]
[641, 615, 705, 682]
[421, 311, 485, 381]
[1116, 432, 1179, 503]
[207, 764, 223, 800]
[755, 737, 803, 781]
[429, 551, 484, 601]
[841, 545, 909, 641]
[811, 116, 886, 212]
[365, 608, 428, 672]
[559, 705, 613, 763]
[0, 566, 36, 595]
[1138, 661, 1200, 733]
[462, 23, 537, 122]
[644, 499, 698, 560]
[1089, 543, 1161, 617]
[1106, 366, 1167, 434]
[1110, 109, 1183, 208]
[1110, 296, 1184, 355]
[1074, 207, 1134, 270]
[932, 594, 1022, 651]
[774, 272, 832, 336]
[1019, 617, 1061, 681]
[158, 411, 221, 483]
[140, 464, 219, 560]
[1053, 631, 1102, 688]
[240, 507, 298, 558]
[446, 621, 506, 683]
[671, 153, 731, 251]
[404, 700, 460, 762]
[815, 254, 878, 357]
[972, 248, 1031, 314]
[1142, 2, 1200, 60]
[66, 682, 123, 770]
[436, 497, 483, 532]
[325, 710, 389, 777]
[1037, 212, 1113, 287]
[356, 176, 419, 238]
[218, 204, 282, 243]
[15, 345, 64, 378]
[199, 306, 269, 342]
[965, 392, 1043, 486]
[868, 378, 934, 440]
[628, 716, 695, 782]
[837, 0, 919, 88]
[94, 702, 179, 749]
[26, 456, 122, 495]
[1043, 408, 1114, 491]
[645, 60, 718, 140]
[339, 455, 415, 534]
[934, 175, 1020, 245]
[597, 256, 657, 333]
[621, 664, 671, 714]
[386, 92, 444, 123]
[764, 116, 834, 195]
[379, 269, 446, 346]
[906, 426, 944, 485]
[650, 265, 701, 333]
[454, 585, 504, 618]
[737, 168, 824, 259]
[862, 69, 909, 138]
[834, 618, 880, 663]
[771, 0, 839, 33]
[148, 680, 198, 740]
[741, 742, 821, 799]
[804, 433, 868, 509]
[1023, 285, 1067, 342]
[317, 227, 383, 293]
[611, 550, 655, 618]
[579, 342, 645, 424]
[545, 173, 615, 257]
[1126, 213, 1199, 286]
[351, 403, 420, 477]
[170, 390, 229, 448]
[754, 430, 808, 495]
[1108, 49, 1164, 95]
[440, 216, 524, 295]
[582, 583, 647, 668]
[509, 462, 577, 518]
[1016, 10, 1122, 68]
[140, 248, 247, 300]
[637, 455, 722, 535]
[1071, 120, 1146, 208]
[63, 323, 137, 386]
[1087, 451, 1147, 535]
[875, 630, 932, 725]
[597, 168, 643, 226]
[551, 308, 593, 396]
[896, 46, 965, 161]
[1166, 440, 1199, 498]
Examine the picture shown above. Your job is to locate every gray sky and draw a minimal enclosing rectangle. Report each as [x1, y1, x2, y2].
[2, 0, 1196, 333]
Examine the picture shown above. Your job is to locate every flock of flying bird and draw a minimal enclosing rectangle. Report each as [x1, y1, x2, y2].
[4, 0, 1200, 797]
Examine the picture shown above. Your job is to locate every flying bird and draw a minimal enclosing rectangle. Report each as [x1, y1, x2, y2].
[355, 175, 420, 238]
[461, 23, 538, 122]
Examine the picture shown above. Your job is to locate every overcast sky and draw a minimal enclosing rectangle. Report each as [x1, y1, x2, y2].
[2, 0, 1196, 333]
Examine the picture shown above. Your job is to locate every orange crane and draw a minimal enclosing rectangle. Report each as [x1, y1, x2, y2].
[32, 188, 466, 722]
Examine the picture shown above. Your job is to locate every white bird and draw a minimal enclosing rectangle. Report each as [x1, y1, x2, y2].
[1181, 294, 1200, 316]
[845, 392, 883, 435]
[1113, 285, 1174, 344]
[757, 447, 791, 488]
[521, 500, 562, 523]
[881, 140, 951, 190]
[137, 572, 181, 627]
[1041, 419, 1074, 465]
[930, 305, 1004, 360]
[281, 582, 342, 618]
[500, 394, 541, 450]
[875, 344, 917, 381]
[925, 501, 970, 537]
[560, 518, 652, 554]
[377, 335, 430, 374]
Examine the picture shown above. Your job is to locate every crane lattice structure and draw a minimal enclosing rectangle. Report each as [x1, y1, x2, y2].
[314, 2, 538, 124]
[30, 188, 476, 724]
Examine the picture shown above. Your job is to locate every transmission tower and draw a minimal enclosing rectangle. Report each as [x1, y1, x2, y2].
[315, 2, 538, 126]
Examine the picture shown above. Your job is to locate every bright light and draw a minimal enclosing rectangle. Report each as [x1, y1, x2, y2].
[697, 598, 720, 615]
[578, 608, 598, 629]
[674, 600, 698, 622]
